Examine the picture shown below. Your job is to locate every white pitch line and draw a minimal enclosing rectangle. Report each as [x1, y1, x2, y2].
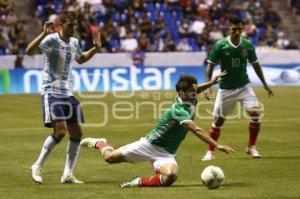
[0, 118, 299, 132]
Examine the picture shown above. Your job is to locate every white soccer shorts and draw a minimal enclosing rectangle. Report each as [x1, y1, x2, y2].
[213, 84, 260, 117]
[118, 138, 178, 172]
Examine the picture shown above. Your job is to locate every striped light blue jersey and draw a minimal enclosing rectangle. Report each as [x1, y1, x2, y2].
[39, 33, 82, 96]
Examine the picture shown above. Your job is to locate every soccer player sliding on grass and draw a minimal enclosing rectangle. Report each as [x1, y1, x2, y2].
[80, 73, 234, 188]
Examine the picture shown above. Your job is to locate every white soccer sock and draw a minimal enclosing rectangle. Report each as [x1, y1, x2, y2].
[33, 136, 58, 168]
[63, 138, 80, 177]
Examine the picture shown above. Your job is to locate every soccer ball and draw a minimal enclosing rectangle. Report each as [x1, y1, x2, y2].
[201, 165, 225, 189]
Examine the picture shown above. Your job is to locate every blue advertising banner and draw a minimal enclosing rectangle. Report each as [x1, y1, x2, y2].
[0, 66, 205, 94]
[1, 64, 300, 95]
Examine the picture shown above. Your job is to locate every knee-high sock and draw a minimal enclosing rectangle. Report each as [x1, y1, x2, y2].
[63, 138, 80, 177]
[96, 141, 114, 155]
[33, 135, 59, 168]
[140, 174, 163, 187]
[208, 127, 221, 151]
[248, 122, 261, 146]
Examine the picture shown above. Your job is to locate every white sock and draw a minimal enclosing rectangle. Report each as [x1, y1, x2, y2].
[32, 136, 58, 168]
[63, 138, 80, 177]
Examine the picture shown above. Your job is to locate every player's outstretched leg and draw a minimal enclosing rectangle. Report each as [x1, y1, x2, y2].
[120, 177, 142, 188]
[80, 138, 107, 149]
[80, 137, 115, 157]
[120, 163, 178, 188]
[120, 175, 165, 188]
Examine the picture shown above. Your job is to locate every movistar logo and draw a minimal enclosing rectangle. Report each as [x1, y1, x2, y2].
[0, 69, 10, 94]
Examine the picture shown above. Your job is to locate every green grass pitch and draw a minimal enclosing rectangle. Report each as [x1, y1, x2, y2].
[0, 87, 299, 199]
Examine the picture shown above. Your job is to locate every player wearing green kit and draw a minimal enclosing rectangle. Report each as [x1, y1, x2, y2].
[144, 96, 196, 155]
[80, 73, 234, 188]
[208, 36, 257, 89]
[202, 16, 273, 161]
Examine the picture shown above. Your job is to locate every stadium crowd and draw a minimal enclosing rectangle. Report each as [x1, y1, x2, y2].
[0, 0, 298, 57]
[290, 0, 300, 16]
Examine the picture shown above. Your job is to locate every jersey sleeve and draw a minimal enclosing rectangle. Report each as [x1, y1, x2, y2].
[171, 104, 193, 125]
[248, 42, 258, 63]
[207, 41, 221, 64]
[39, 35, 54, 54]
[74, 39, 83, 61]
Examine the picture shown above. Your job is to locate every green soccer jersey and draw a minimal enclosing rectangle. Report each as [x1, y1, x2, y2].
[208, 36, 258, 89]
[145, 97, 195, 154]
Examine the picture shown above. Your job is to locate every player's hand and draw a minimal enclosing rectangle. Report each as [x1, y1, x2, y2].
[211, 70, 227, 84]
[217, 144, 235, 154]
[93, 30, 102, 49]
[264, 85, 273, 97]
[43, 21, 54, 35]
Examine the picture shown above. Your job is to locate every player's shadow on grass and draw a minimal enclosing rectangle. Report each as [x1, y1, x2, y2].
[172, 184, 203, 187]
[84, 180, 122, 184]
[261, 155, 300, 160]
[236, 155, 300, 160]
[221, 182, 252, 188]
[173, 182, 251, 188]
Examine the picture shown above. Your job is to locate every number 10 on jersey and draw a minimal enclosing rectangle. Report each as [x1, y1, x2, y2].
[231, 58, 240, 68]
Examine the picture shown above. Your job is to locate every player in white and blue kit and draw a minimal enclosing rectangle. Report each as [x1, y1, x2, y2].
[26, 11, 101, 184]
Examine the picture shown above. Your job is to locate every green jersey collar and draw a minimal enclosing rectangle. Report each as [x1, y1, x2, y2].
[176, 96, 196, 108]
[176, 96, 183, 104]
[227, 36, 242, 48]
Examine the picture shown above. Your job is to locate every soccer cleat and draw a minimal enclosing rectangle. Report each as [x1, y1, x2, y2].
[31, 165, 43, 184]
[80, 138, 107, 148]
[120, 177, 141, 188]
[201, 151, 215, 161]
[61, 175, 84, 184]
[247, 146, 262, 158]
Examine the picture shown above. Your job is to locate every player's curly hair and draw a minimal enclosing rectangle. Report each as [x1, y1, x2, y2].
[176, 74, 197, 92]
[58, 11, 77, 23]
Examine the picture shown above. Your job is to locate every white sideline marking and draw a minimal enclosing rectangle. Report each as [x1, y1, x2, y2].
[0, 118, 299, 132]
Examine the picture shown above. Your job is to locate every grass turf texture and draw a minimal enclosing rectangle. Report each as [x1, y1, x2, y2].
[0, 87, 299, 199]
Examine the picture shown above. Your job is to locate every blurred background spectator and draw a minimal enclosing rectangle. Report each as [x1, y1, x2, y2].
[14, 54, 24, 68]
[0, 0, 299, 57]
[131, 46, 145, 67]
[290, 0, 300, 15]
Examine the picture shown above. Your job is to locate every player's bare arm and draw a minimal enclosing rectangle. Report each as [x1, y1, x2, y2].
[25, 21, 54, 55]
[76, 31, 101, 64]
[252, 62, 274, 97]
[182, 120, 235, 154]
[197, 71, 227, 94]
